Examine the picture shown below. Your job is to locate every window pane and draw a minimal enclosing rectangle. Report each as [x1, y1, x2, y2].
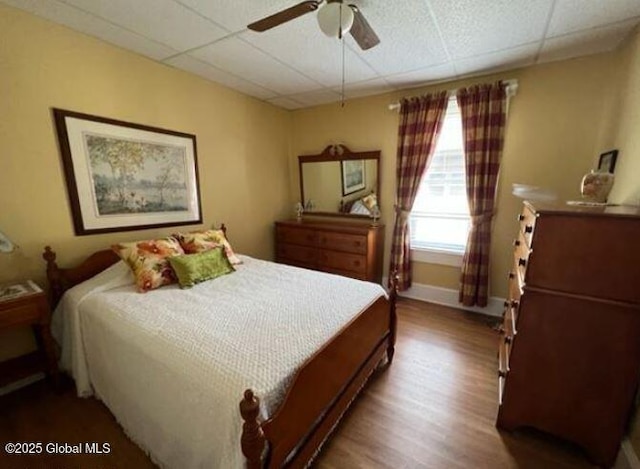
[410, 98, 470, 253]
[410, 216, 470, 251]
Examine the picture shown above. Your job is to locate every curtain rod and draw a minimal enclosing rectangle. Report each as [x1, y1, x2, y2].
[388, 78, 518, 111]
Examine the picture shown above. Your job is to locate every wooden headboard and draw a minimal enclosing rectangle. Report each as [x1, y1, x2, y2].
[43, 247, 119, 308]
[43, 225, 228, 307]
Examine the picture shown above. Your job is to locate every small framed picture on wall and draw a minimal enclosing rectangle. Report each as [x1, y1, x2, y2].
[597, 150, 618, 173]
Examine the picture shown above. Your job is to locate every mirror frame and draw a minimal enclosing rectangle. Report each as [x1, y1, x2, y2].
[299, 144, 381, 219]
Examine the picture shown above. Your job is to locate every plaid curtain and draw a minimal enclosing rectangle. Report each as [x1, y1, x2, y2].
[389, 92, 448, 291]
[457, 82, 508, 307]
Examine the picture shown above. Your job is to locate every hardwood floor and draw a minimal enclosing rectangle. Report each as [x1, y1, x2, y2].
[0, 299, 598, 468]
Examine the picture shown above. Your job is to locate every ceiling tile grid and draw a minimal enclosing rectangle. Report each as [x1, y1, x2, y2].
[547, 0, 640, 36]
[540, 18, 640, 64]
[189, 36, 322, 95]
[2, 0, 179, 60]
[240, 14, 379, 87]
[2, 0, 640, 109]
[427, 0, 556, 59]
[60, 0, 231, 51]
[164, 54, 278, 99]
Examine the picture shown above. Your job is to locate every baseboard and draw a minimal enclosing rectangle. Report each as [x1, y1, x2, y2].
[621, 439, 640, 469]
[384, 277, 505, 317]
[0, 373, 44, 397]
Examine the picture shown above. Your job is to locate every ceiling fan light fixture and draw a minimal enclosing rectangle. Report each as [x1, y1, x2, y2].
[317, 1, 354, 38]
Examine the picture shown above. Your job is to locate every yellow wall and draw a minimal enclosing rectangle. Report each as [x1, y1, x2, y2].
[596, 26, 640, 455]
[604, 27, 640, 205]
[0, 5, 292, 360]
[291, 54, 616, 297]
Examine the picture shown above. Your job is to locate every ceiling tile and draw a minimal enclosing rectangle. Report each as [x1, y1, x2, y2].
[548, 0, 640, 37]
[285, 89, 343, 107]
[330, 77, 396, 99]
[241, 15, 378, 87]
[190, 36, 321, 95]
[539, 19, 639, 64]
[345, 0, 448, 74]
[429, 0, 554, 59]
[164, 55, 278, 99]
[2, 0, 178, 60]
[61, 0, 230, 50]
[385, 63, 457, 89]
[454, 43, 538, 77]
[266, 96, 305, 110]
[176, 0, 298, 32]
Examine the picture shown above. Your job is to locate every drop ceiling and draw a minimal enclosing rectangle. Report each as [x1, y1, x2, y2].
[3, 0, 640, 109]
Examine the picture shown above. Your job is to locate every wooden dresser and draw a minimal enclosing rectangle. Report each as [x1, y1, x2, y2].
[275, 219, 384, 283]
[496, 201, 640, 467]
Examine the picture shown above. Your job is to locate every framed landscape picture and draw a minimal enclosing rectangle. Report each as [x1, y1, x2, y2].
[341, 159, 366, 196]
[53, 109, 202, 235]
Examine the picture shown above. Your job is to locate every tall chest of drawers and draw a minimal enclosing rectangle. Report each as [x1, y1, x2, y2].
[496, 201, 640, 467]
[275, 219, 384, 283]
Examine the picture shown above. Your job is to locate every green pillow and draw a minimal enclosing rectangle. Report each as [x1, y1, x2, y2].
[168, 247, 235, 288]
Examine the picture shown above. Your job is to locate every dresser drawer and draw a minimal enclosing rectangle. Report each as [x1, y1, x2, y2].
[498, 340, 508, 405]
[319, 267, 368, 281]
[276, 226, 317, 247]
[513, 231, 531, 281]
[318, 231, 368, 255]
[508, 271, 523, 303]
[0, 301, 43, 328]
[277, 243, 318, 265]
[518, 205, 537, 246]
[318, 251, 367, 274]
[503, 300, 519, 337]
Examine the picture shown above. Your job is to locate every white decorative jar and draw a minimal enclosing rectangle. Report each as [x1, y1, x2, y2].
[580, 170, 615, 203]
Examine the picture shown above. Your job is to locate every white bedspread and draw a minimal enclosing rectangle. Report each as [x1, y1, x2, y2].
[52, 255, 385, 469]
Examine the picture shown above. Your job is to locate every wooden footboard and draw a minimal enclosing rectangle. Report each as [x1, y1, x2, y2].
[43, 245, 397, 468]
[241, 277, 398, 468]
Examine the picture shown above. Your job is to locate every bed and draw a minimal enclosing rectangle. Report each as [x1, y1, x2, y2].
[42, 240, 397, 468]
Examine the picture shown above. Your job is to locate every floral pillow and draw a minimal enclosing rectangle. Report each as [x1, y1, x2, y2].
[362, 193, 378, 211]
[174, 229, 242, 265]
[112, 237, 185, 292]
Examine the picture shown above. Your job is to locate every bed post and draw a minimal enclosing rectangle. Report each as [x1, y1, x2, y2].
[388, 271, 399, 364]
[42, 246, 63, 307]
[240, 389, 266, 469]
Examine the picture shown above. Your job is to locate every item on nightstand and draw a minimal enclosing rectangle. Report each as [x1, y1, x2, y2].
[0, 230, 15, 253]
[580, 170, 614, 203]
[371, 205, 381, 226]
[294, 202, 304, 221]
[0, 280, 59, 389]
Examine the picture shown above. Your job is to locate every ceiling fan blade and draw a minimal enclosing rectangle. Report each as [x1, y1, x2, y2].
[348, 5, 380, 50]
[248, 1, 321, 32]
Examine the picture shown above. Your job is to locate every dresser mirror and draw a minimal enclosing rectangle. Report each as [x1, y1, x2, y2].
[299, 145, 381, 219]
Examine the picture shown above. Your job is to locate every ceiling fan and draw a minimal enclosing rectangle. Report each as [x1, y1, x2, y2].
[248, 1, 380, 51]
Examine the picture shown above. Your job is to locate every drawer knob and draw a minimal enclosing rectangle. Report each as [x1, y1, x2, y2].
[518, 214, 525, 222]
[518, 258, 527, 267]
[508, 272, 515, 280]
[513, 239, 521, 247]
[524, 225, 533, 234]
[503, 300, 510, 308]
[498, 370, 507, 378]
[510, 300, 519, 308]
[504, 336, 512, 345]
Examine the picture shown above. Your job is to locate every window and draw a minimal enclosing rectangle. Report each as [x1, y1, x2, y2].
[410, 97, 470, 255]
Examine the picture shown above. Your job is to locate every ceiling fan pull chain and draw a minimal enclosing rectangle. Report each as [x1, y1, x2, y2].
[341, 18, 346, 108]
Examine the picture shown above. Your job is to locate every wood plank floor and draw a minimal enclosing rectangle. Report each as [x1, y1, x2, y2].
[0, 298, 598, 468]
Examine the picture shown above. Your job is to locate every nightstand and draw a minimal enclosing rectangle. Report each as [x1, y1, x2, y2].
[0, 280, 60, 389]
